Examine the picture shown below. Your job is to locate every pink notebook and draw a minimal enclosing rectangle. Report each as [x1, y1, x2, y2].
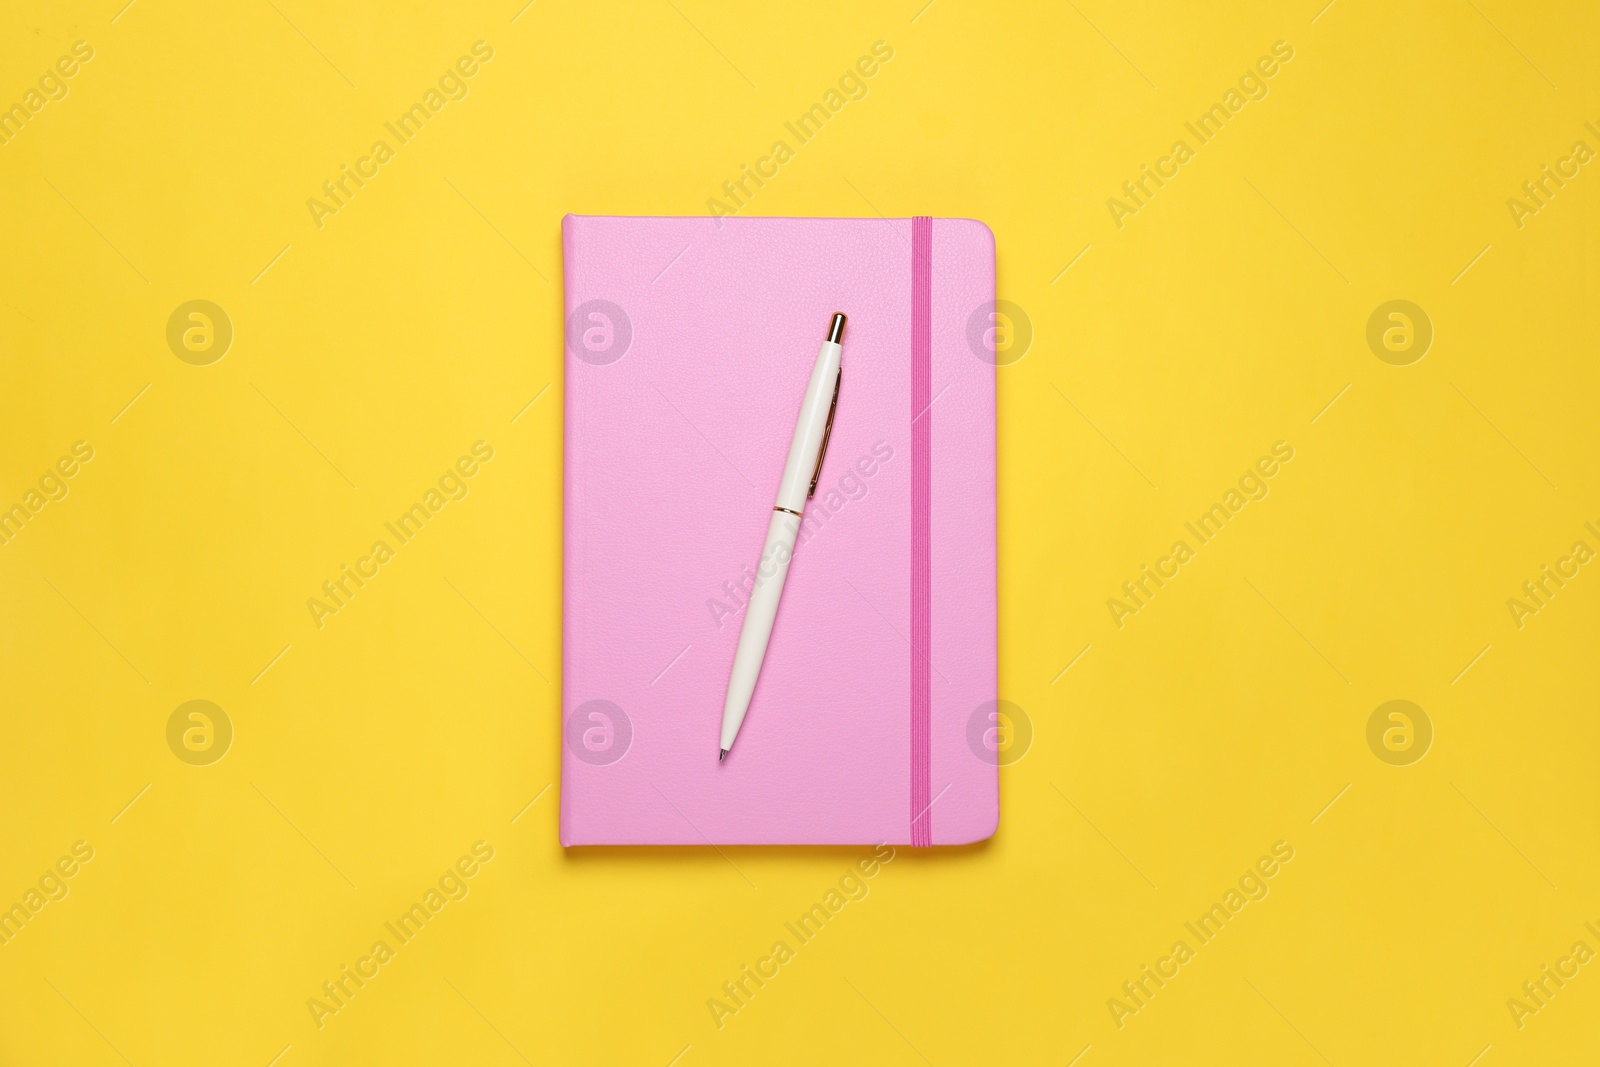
[560, 214, 997, 846]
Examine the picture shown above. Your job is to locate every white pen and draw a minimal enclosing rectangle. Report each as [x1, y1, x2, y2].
[719, 313, 846, 761]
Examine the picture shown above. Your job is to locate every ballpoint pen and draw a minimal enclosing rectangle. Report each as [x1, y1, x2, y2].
[719, 313, 845, 761]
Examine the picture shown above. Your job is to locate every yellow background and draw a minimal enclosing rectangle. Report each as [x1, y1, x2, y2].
[2, 0, 1597, 1063]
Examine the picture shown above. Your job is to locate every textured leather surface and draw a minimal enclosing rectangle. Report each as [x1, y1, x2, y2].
[561, 214, 996, 846]
[910, 215, 934, 847]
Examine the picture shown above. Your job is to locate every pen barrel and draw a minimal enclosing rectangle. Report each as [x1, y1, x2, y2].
[720, 511, 803, 748]
[773, 340, 842, 512]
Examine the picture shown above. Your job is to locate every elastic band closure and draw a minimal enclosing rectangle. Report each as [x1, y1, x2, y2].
[910, 216, 933, 848]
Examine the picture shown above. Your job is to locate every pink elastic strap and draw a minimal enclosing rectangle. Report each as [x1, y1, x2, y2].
[910, 216, 933, 848]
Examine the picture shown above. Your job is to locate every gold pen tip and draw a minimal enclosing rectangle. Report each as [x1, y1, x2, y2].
[827, 313, 846, 344]
[719, 748, 728, 762]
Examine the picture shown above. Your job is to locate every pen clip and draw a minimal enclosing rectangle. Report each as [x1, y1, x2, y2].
[808, 368, 842, 498]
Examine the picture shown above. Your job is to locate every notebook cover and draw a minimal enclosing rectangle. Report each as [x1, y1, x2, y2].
[560, 214, 996, 846]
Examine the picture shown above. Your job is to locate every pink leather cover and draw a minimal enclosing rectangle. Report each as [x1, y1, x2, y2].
[561, 214, 996, 846]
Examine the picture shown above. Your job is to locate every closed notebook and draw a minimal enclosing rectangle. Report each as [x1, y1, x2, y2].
[561, 214, 997, 846]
